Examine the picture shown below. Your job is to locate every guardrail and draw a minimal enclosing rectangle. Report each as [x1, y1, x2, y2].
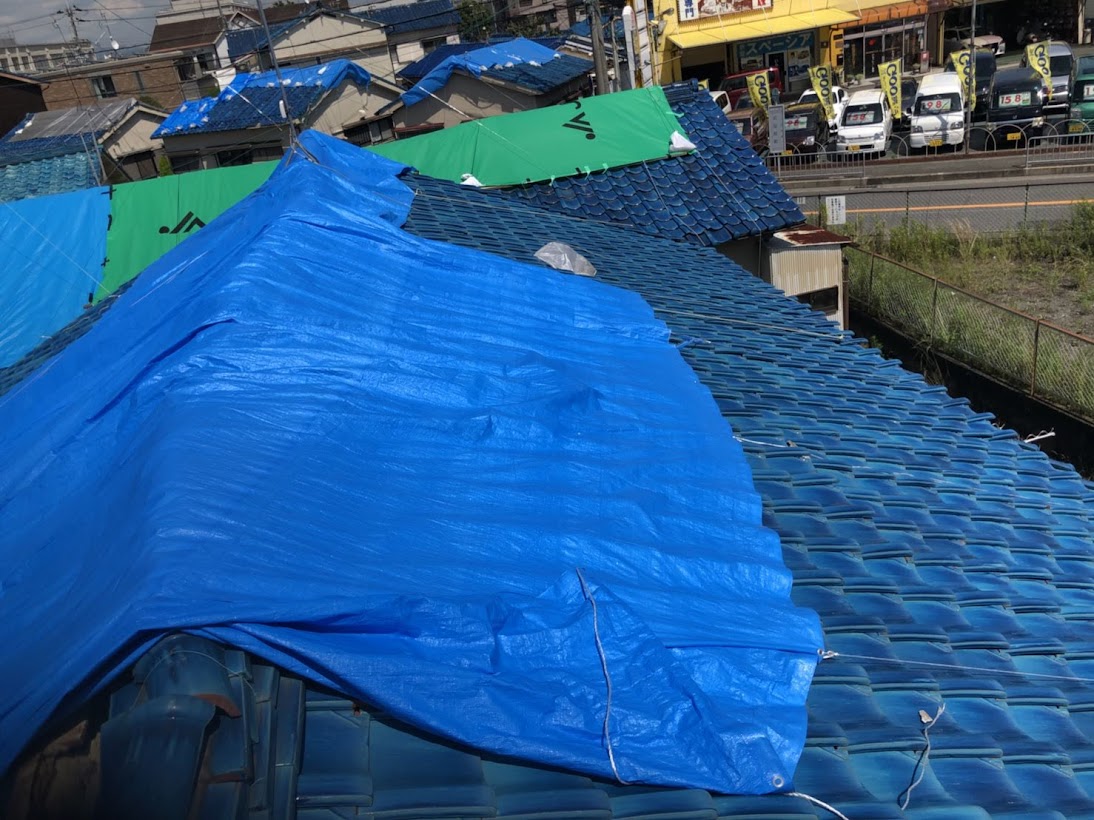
[763, 120, 1094, 178]
[846, 247, 1094, 423]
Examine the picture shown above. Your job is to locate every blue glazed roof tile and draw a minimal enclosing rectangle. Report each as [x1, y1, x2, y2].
[358, 0, 459, 34]
[0, 151, 99, 203]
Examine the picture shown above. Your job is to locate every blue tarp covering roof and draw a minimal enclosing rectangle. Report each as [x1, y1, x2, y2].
[154, 60, 370, 136]
[402, 38, 576, 105]
[0, 130, 821, 793]
[0, 186, 109, 365]
[358, 0, 459, 33]
[397, 37, 568, 81]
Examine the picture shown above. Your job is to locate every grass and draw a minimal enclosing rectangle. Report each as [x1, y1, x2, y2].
[844, 204, 1094, 422]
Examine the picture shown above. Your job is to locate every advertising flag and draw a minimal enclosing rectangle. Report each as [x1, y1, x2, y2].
[878, 58, 902, 119]
[949, 49, 974, 104]
[1026, 40, 1053, 99]
[747, 71, 772, 110]
[808, 64, 835, 123]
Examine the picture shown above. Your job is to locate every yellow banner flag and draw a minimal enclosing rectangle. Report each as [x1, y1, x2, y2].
[1026, 40, 1053, 99]
[808, 64, 835, 123]
[949, 49, 974, 103]
[878, 58, 902, 119]
[747, 71, 773, 110]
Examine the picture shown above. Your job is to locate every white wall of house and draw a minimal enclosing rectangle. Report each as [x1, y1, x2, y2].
[272, 16, 395, 81]
[396, 72, 539, 128]
[104, 111, 165, 159]
[389, 30, 461, 70]
[309, 78, 400, 136]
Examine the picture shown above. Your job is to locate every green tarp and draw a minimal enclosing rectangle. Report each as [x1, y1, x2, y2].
[98, 162, 277, 300]
[367, 86, 689, 187]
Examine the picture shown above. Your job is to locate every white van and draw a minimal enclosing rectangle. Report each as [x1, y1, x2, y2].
[910, 73, 965, 149]
[837, 89, 892, 155]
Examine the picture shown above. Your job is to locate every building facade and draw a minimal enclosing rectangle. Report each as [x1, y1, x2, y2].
[0, 72, 46, 137]
[0, 38, 94, 75]
[649, 0, 954, 91]
[39, 51, 212, 113]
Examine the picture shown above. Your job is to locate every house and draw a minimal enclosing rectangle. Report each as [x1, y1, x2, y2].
[5, 129, 1094, 820]
[0, 97, 165, 201]
[225, 7, 396, 81]
[505, 0, 576, 34]
[38, 50, 218, 113]
[0, 71, 46, 137]
[358, 0, 462, 70]
[392, 38, 592, 130]
[153, 60, 397, 171]
[0, 36, 94, 75]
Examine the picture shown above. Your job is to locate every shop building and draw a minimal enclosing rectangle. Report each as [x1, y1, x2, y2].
[651, 0, 953, 90]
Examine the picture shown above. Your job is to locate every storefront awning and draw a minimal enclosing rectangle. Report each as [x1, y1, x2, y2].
[669, 10, 860, 49]
[832, 0, 929, 25]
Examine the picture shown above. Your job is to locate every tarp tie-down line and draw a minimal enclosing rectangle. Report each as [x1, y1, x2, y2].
[575, 567, 630, 785]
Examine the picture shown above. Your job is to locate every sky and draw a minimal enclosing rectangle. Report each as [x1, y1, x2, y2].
[0, 0, 172, 51]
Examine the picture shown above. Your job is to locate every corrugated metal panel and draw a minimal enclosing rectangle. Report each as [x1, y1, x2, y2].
[768, 245, 841, 297]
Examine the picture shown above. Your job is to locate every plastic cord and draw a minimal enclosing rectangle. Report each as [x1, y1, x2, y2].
[827, 651, 1094, 684]
[899, 703, 945, 811]
[574, 567, 629, 785]
[786, 791, 851, 820]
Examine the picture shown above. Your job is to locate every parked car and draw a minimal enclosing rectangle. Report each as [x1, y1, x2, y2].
[709, 89, 733, 116]
[727, 107, 768, 155]
[909, 72, 965, 149]
[779, 102, 830, 156]
[719, 66, 783, 109]
[944, 48, 996, 116]
[836, 89, 892, 156]
[797, 84, 848, 132]
[1069, 73, 1094, 127]
[987, 66, 1047, 145]
[956, 29, 1006, 56]
[1020, 41, 1074, 116]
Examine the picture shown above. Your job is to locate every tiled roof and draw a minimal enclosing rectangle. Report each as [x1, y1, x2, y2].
[0, 150, 99, 203]
[0, 98, 141, 146]
[397, 172, 1094, 819]
[358, 0, 459, 34]
[483, 80, 803, 245]
[224, 19, 299, 61]
[396, 37, 569, 82]
[154, 60, 370, 136]
[148, 16, 230, 53]
[485, 52, 591, 94]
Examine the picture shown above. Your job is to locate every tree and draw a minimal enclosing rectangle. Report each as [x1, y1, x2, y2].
[458, 0, 495, 42]
[505, 16, 544, 38]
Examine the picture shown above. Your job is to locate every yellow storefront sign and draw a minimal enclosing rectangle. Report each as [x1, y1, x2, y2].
[878, 58, 902, 119]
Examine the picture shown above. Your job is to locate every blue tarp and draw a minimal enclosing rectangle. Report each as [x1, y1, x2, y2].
[0, 131, 822, 793]
[0, 186, 109, 367]
[403, 38, 562, 105]
[154, 60, 371, 136]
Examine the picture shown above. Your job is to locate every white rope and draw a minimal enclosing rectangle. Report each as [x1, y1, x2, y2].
[899, 703, 945, 810]
[575, 567, 629, 784]
[787, 791, 851, 820]
[826, 651, 1094, 684]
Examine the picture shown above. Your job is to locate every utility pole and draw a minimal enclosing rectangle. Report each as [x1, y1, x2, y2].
[608, 15, 620, 93]
[255, 0, 299, 144]
[587, 0, 609, 95]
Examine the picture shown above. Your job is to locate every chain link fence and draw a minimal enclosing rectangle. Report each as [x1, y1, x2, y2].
[847, 247, 1094, 423]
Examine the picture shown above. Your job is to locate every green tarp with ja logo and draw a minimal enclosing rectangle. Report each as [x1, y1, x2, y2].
[367, 86, 690, 187]
[97, 162, 277, 301]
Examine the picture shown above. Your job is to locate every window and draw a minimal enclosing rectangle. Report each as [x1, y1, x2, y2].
[421, 37, 446, 55]
[344, 117, 395, 146]
[170, 153, 202, 174]
[0, 59, 8, 70]
[91, 75, 117, 99]
[177, 58, 198, 82]
[215, 147, 255, 167]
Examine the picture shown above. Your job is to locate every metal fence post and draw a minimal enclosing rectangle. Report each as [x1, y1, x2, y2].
[930, 276, 939, 344]
[905, 190, 911, 222]
[1024, 184, 1030, 225]
[1030, 318, 1042, 396]
[869, 252, 876, 305]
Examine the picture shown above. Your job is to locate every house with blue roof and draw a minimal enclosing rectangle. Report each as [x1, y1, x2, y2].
[0, 97, 165, 201]
[5, 129, 1094, 820]
[389, 38, 593, 132]
[154, 60, 398, 171]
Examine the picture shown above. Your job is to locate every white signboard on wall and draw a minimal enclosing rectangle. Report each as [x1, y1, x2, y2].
[677, 0, 772, 24]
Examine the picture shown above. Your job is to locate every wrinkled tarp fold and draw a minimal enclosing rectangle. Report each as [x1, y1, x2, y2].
[369, 86, 690, 186]
[0, 131, 821, 794]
